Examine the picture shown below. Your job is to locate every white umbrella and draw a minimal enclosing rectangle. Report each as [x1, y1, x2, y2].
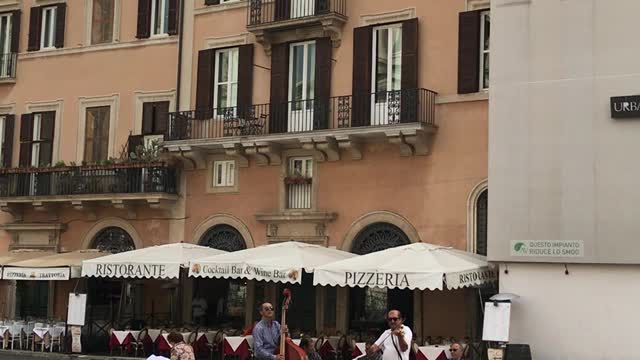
[189, 241, 356, 284]
[4, 249, 108, 280]
[313, 242, 496, 291]
[82, 243, 226, 279]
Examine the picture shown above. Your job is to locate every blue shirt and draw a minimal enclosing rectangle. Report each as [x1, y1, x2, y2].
[253, 319, 281, 360]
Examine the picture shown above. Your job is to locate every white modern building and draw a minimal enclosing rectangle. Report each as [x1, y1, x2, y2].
[489, 0, 640, 359]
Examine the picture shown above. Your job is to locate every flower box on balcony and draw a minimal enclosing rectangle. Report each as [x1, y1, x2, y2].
[284, 176, 313, 185]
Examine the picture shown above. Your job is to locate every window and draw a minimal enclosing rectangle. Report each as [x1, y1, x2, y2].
[214, 48, 239, 112]
[479, 11, 490, 90]
[287, 157, 313, 209]
[0, 116, 5, 165]
[151, 0, 169, 36]
[213, 160, 235, 187]
[84, 106, 111, 162]
[142, 101, 169, 135]
[40, 6, 57, 49]
[0, 13, 12, 77]
[91, 0, 115, 44]
[475, 189, 488, 256]
[371, 24, 402, 125]
[288, 41, 315, 132]
[31, 113, 42, 166]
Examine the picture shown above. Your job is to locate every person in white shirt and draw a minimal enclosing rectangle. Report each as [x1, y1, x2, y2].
[367, 310, 412, 360]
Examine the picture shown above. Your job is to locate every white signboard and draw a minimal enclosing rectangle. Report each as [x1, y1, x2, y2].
[189, 262, 303, 284]
[482, 302, 511, 342]
[82, 262, 179, 279]
[510, 240, 584, 257]
[446, 267, 497, 289]
[67, 293, 87, 326]
[3, 267, 70, 280]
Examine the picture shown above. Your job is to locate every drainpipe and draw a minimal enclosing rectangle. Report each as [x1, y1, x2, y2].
[176, 0, 186, 112]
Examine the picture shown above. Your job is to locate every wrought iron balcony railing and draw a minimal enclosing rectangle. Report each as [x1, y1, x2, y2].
[167, 88, 437, 141]
[247, 0, 347, 27]
[0, 163, 178, 197]
[0, 53, 17, 80]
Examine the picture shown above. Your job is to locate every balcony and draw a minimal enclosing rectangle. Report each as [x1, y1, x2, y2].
[166, 88, 437, 163]
[247, 0, 347, 53]
[0, 163, 179, 221]
[0, 53, 17, 82]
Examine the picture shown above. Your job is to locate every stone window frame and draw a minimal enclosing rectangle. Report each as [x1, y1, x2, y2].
[133, 89, 176, 135]
[25, 99, 63, 164]
[76, 94, 119, 162]
[206, 155, 240, 194]
[279, 149, 319, 212]
[84, 0, 123, 46]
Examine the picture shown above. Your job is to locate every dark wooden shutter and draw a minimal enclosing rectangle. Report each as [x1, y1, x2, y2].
[205, 0, 220, 4]
[237, 44, 254, 118]
[314, 38, 332, 130]
[19, 114, 33, 167]
[127, 135, 144, 158]
[39, 112, 55, 166]
[10, 10, 20, 53]
[458, 11, 481, 94]
[316, 0, 329, 14]
[275, 0, 290, 21]
[136, 0, 152, 39]
[54, 3, 66, 48]
[401, 18, 419, 123]
[2, 115, 14, 168]
[167, 0, 179, 35]
[142, 102, 155, 135]
[351, 26, 372, 127]
[195, 49, 215, 116]
[269, 43, 289, 134]
[154, 102, 170, 135]
[27, 7, 41, 52]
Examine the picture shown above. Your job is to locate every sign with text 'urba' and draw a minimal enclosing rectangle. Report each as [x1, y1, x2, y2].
[611, 96, 640, 118]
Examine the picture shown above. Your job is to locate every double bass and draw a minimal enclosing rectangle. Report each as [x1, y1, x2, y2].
[279, 288, 307, 360]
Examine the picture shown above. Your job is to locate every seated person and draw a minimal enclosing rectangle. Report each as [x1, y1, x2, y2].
[299, 336, 322, 360]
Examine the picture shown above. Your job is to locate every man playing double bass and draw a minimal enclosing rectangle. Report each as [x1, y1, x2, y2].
[254, 302, 288, 360]
[367, 310, 413, 360]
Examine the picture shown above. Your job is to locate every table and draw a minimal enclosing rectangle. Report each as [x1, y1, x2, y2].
[352, 342, 366, 358]
[417, 345, 451, 360]
[33, 326, 66, 351]
[109, 330, 140, 352]
[318, 337, 340, 358]
[223, 335, 253, 360]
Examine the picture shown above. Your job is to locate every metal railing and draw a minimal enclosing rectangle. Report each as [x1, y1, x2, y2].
[0, 163, 178, 197]
[167, 88, 437, 141]
[0, 53, 17, 80]
[248, 0, 347, 26]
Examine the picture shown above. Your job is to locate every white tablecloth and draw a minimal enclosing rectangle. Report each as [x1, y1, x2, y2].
[355, 343, 366, 354]
[225, 336, 253, 351]
[0, 326, 10, 337]
[112, 330, 139, 344]
[419, 346, 451, 360]
[33, 327, 50, 339]
[147, 329, 163, 342]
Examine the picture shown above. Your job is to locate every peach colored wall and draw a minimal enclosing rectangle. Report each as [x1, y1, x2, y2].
[0, 0, 178, 165]
[185, 100, 488, 249]
[190, 0, 467, 108]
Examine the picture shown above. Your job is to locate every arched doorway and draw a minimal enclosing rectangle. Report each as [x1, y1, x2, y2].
[349, 223, 413, 334]
[194, 224, 247, 329]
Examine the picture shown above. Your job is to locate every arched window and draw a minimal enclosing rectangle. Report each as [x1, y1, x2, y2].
[199, 224, 247, 252]
[476, 189, 488, 256]
[351, 223, 410, 255]
[91, 227, 136, 253]
[350, 223, 412, 328]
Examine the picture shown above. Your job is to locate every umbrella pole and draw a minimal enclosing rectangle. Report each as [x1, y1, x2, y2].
[477, 288, 484, 315]
[421, 291, 425, 345]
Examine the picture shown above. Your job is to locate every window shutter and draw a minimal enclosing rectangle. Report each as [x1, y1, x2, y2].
[142, 102, 155, 135]
[136, 0, 152, 39]
[401, 18, 419, 123]
[167, 0, 179, 35]
[10, 10, 20, 53]
[351, 26, 373, 127]
[458, 10, 481, 94]
[195, 49, 215, 114]
[39, 112, 55, 166]
[269, 42, 289, 134]
[237, 44, 254, 118]
[315, 0, 329, 14]
[127, 134, 144, 158]
[2, 115, 15, 168]
[54, 3, 66, 48]
[205, 0, 220, 4]
[314, 38, 332, 130]
[27, 7, 41, 52]
[19, 114, 33, 167]
[275, 0, 290, 21]
[154, 101, 170, 135]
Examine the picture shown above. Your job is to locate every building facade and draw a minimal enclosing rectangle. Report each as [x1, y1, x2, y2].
[0, 0, 490, 345]
[490, 0, 640, 358]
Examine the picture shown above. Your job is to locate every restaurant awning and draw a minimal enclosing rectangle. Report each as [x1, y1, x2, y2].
[0, 249, 55, 266]
[189, 241, 357, 284]
[3, 250, 108, 280]
[82, 243, 227, 279]
[313, 242, 497, 291]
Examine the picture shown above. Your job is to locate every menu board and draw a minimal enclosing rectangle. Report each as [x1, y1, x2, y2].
[67, 293, 87, 326]
[482, 302, 511, 342]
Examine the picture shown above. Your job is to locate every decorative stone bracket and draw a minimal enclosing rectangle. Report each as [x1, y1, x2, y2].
[256, 211, 337, 246]
[385, 127, 437, 156]
[0, 222, 66, 251]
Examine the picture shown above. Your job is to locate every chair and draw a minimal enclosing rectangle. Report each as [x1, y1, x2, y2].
[132, 328, 149, 357]
[7, 323, 25, 350]
[205, 330, 223, 360]
[49, 327, 64, 353]
[108, 328, 121, 356]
